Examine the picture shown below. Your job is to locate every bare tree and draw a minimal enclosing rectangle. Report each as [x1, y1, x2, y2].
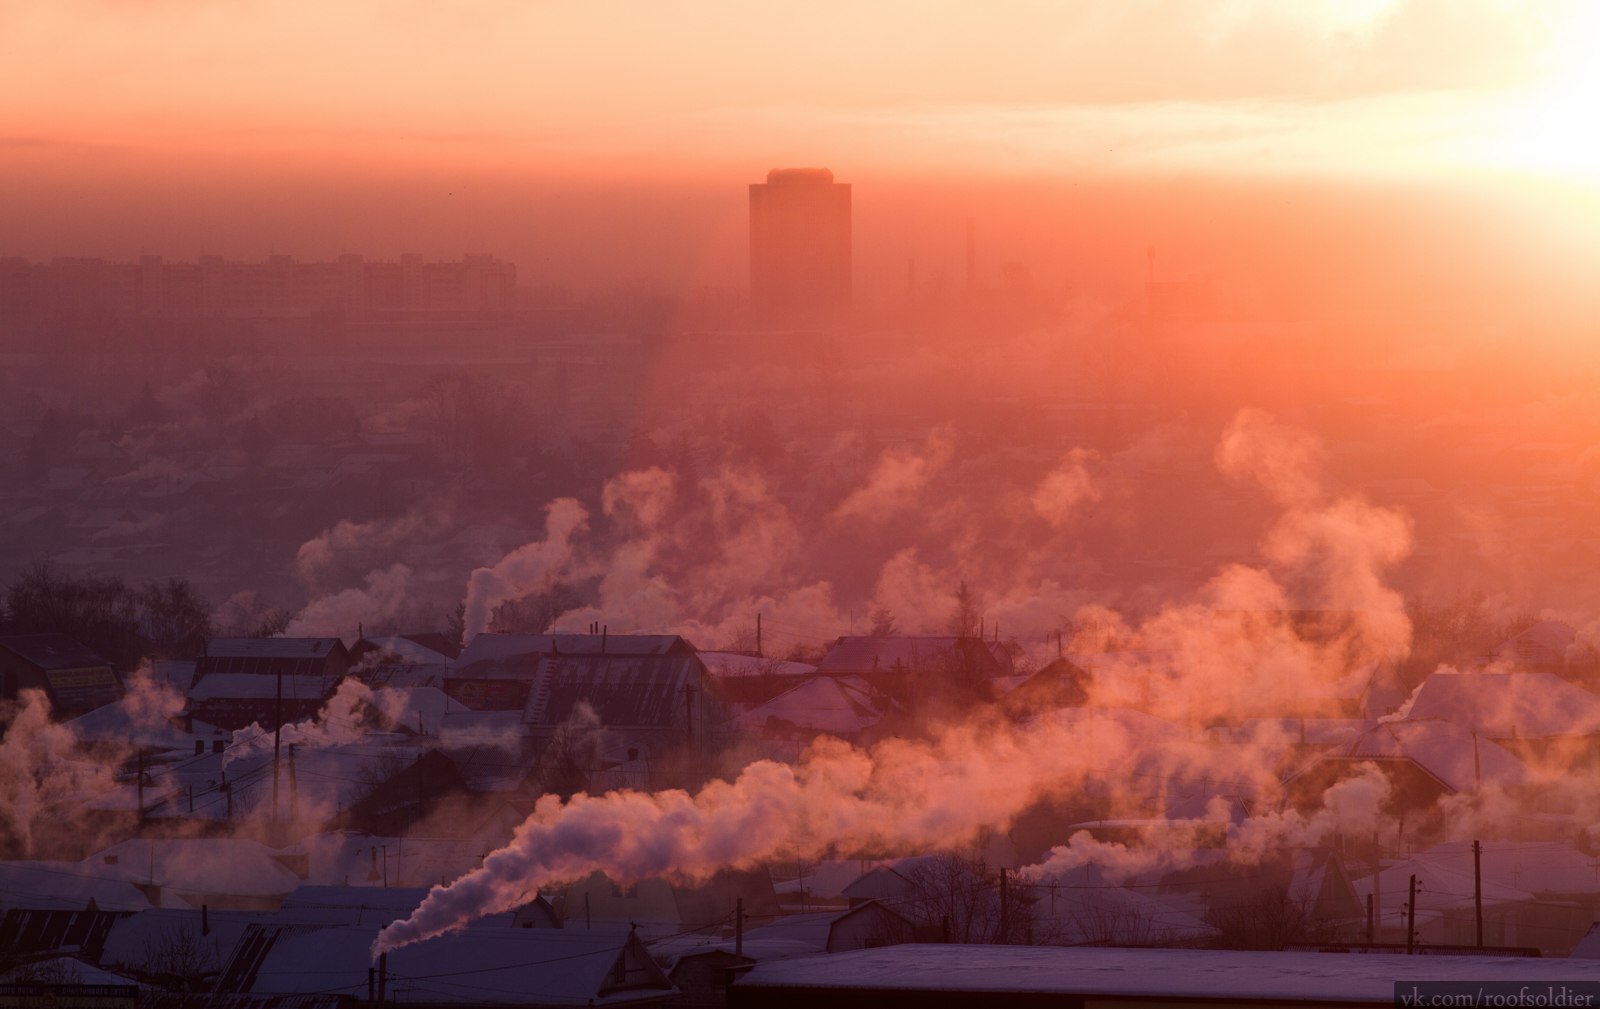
[142, 921, 218, 991]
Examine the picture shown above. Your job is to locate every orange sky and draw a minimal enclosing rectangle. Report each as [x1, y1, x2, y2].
[3, 0, 1598, 310]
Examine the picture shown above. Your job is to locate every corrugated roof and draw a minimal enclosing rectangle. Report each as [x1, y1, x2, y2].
[817, 637, 1013, 677]
[526, 654, 709, 728]
[699, 652, 816, 680]
[1402, 672, 1600, 739]
[186, 673, 335, 701]
[0, 633, 115, 671]
[219, 923, 676, 1004]
[735, 675, 890, 738]
[460, 633, 691, 668]
[1299, 719, 1530, 794]
[0, 861, 152, 912]
[206, 638, 343, 659]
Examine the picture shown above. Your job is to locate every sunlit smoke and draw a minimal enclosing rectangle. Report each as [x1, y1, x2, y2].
[283, 562, 415, 640]
[374, 705, 1264, 953]
[463, 499, 589, 641]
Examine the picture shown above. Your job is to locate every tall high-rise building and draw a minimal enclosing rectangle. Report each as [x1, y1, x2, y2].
[749, 167, 851, 328]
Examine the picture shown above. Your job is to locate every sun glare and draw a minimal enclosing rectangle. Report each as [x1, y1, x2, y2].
[1476, 4, 1600, 183]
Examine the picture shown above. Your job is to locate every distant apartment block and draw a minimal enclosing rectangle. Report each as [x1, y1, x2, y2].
[0, 252, 516, 323]
[749, 167, 851, 328]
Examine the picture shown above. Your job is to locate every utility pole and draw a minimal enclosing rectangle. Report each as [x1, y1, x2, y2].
[1406, 874, 1419, 954]
[756, 613, 762, 658]
[735, 897, 744, 957]
[1365, 893, 1374, 944]
[273, 667, 283, 822]
[289, 743, 299, 824]
[136, 747, 146, 821]
[1474, 840, 1484, 948]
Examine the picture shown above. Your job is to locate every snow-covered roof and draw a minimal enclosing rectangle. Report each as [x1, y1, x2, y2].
[739, 910, 836, 950]
[646, 935, 818, 970]
[219, 923, 675, 1004]
[0, 957, 142, 987]
[1299, 719, 1531, 794]
[67, 699, 191, 750]
[735, 675, 890, 738]
[699, 652, 816, 680]
[88, 838, 303, 904]
[1395, 841, 1600, 899]
[186, 673, 333, 701]
[0, 861, 152, 912]
[206, 638, 344, 659]
[357, 635, 457, 666]
[1571, 921, 1600, 958]
[100, 907, 260, 974]
[1352, 854, 1535, 914]
[458, 633, 691, 667]
[378, 685, 470, 735]
[1225, 718, 1371, 748]
[734, 944, 1600, 1002]
[1486, 620, 1577, 670]
[1400, 672, 1600, 739]
[818, 637, 1013, 678]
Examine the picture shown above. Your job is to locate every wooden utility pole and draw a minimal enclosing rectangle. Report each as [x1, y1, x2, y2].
[735, 897, 744, 957]
[756, 613, 762, 658]
[272, 667, 283, 822]
[1474, 840, 1484, 948]
[136, 747, 146, 820]
[289, 743, 299, 823]
[1406, 874, 1419, 954]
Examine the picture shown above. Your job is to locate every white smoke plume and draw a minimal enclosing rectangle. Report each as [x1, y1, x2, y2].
[1023, 764, 1393, 883]
[223, 677, 403, 767]
[374, 705, 1266, 953]
[295, 510, 435, 588]
[833, 433, 954, 523]
[1031, 448, 1100, 526]
[283, 563, 415, 640]
[463, 499, 589, 641]
[0, 691, 117, 856]
[1073, 409, 1414, 722]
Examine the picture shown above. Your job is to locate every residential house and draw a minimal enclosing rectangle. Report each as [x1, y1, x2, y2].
[0, 633, 122, 718]
[214, 923, 677, 1005]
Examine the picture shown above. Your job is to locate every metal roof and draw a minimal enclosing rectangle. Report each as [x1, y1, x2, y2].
[816, 637, 1013, 677]
[218, 923, 676, 1004]
[527, 653, 709, 728]
[0, 633, 115, 671]
[205, 638, 344, 659]
[458, 633, 692, 668]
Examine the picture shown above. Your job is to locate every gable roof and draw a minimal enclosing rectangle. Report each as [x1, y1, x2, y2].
[1401, 671, 1600, 739]
[734, 675, 891, 739]
[459, 634, 693, 667]
[1486, 620, 1576, 670]
[205, 638, 345, 659]
[0, 634, 115, 672]
[218, 923, 675, 1005]
[530, 653, 708, 727]
[817, 637, 1013, 678]
[1291, 719, 1530, 794]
